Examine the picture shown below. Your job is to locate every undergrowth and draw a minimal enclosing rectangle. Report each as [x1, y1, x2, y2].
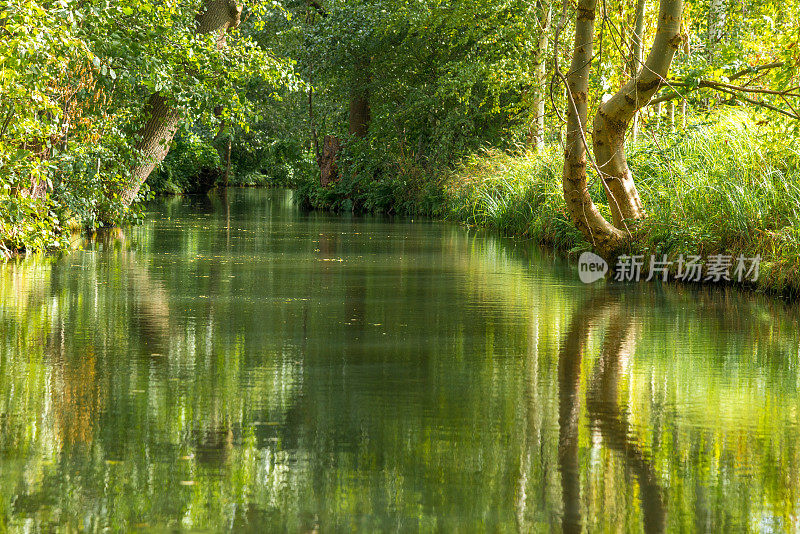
[297, 110, 800, 296]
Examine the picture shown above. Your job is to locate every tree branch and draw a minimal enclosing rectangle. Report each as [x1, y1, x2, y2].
[649, 61, 789, 105]
[651, 78, 800, 119]
[729, 61, 784, 82]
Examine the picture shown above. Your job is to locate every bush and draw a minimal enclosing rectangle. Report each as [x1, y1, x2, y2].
[295, 137, 446, 215]
[149, 132, 222, 195]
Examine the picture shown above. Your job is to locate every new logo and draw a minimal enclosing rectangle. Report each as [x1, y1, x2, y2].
[578, 251, 608, 283]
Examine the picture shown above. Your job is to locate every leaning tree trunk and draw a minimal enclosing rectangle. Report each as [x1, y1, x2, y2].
[120, 0, 242, 206]
[561, 0, 683, 256]
[592, 0, 683, 228]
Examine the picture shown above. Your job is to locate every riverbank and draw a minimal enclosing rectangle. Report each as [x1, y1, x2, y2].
[6, 112, 799, 297]
[296, 111, 800, 297]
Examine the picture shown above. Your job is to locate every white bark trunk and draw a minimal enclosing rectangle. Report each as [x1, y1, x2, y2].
[562, 0, 685, 255]
[531, 0, 551, 150]
[707, 0, 726, 58]
[592, 0, 684, 227]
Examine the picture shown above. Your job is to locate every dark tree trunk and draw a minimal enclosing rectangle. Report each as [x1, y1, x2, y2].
[121, 0, 242, 206]
[349, 94, 370, 138]
[348, 59, 371, 138]
[121, 94, 182, 206]
[318, 135, 341, 186]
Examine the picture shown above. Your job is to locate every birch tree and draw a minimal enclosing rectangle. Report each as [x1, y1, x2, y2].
[561, 0, 685, 256]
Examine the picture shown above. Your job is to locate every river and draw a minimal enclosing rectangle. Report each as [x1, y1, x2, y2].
[1, 188, 799, 531]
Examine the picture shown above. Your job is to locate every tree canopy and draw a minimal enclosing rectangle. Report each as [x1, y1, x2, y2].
[1, 0, 799, 259]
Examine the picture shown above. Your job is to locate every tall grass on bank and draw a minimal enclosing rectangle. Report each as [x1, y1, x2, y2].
[442, 110, 800, 295]
[444, 146, 587, 251]
[633, 113, 800, 292]
[296, 109, 800, 296]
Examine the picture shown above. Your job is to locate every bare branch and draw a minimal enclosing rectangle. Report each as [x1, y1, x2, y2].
[729, 61, 784, 82]
[649, 61, 789, 105]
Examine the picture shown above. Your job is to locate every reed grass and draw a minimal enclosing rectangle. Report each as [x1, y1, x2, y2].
[442, 110, 800, 296]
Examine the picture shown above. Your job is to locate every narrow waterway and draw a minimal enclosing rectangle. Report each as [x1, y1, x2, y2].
[1, 188, 799, 531]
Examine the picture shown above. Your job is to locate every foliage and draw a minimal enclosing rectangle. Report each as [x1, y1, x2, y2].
[0, 0, 289, 255]
[296, 137, 445, 215]
[632, 110, 800, 294]
[149, 131, 221, 195]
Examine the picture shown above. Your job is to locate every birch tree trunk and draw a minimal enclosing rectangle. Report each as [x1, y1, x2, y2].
[561, 0, 628, 255]
[562, 0, 684, 256]
[707, 0, 726, 58]
[591, 0, 684, 227]
[530, 0, 551, 151]
[121, 0, 242, 206]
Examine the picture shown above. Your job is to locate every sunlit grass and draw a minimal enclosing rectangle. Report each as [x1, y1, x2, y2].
[443, 110, 800, 296]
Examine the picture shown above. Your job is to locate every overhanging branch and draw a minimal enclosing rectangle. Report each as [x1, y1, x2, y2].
[649, 61, 790, 106]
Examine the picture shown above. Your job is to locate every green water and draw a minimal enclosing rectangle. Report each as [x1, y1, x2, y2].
[1, 188, 799, 532]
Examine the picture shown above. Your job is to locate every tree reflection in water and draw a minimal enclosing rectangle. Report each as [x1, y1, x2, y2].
[2, 190, 800, 531]
[558, 295, 666, 533]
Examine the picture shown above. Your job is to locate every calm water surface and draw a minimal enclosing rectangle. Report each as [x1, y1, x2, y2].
[1, 188, 800, 532]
